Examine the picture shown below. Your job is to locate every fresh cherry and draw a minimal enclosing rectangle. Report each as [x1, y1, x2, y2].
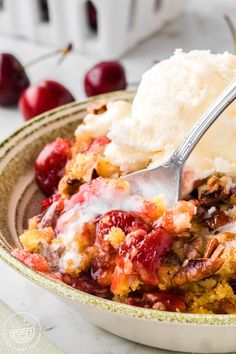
[19, 80, 75, 120]
[0, 53, 30, 106]
[0, 43, 73, 108]
[86, 1, 97, 32]
[35, 137, 72, 195]
[84, 61, 127, 97]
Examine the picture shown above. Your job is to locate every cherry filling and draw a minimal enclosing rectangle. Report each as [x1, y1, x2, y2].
[126, 290, 186, 312]
[117, 227, 172, 285]
[12, 250, 49, 272]
[83, 136, 111, 153]
[41, 193, 62, 212]
[39, 198, 65, 229]
[18, 137, 177, 310]
[90, 251, 116, 287]
[96, 210, 151, 251]
[62, 272, 112, 299]
[35, 138, 73, 195]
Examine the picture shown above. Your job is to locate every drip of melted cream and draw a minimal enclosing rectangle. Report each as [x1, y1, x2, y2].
[57, 180, 145, 273]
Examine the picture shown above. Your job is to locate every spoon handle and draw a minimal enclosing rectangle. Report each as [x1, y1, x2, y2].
[169, 77, 236, 167]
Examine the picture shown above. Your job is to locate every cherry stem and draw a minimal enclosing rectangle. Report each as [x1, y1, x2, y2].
[24, 42, 73, 69]
[223, 14, 236, 54]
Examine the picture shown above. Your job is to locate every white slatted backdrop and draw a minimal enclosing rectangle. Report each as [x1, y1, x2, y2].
[0, 0, 185, 58]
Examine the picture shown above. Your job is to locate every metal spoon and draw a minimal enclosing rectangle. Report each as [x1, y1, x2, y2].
[125, 77, 236, 207]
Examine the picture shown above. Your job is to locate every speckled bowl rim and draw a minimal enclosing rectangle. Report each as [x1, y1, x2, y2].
[0, 91, 236, 326]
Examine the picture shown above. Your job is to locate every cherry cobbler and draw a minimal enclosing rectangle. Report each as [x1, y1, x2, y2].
[13, 102, 236, 314]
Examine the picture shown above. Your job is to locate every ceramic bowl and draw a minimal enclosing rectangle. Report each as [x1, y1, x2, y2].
[0, 91, 236, 354]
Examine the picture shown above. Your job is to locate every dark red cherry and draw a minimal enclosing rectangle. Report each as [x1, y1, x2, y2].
[19, 80, 75, 121]
[35, 138, 72, 195]
[84, 61, 127, 97]
[0, 53, 30, 106]
[86, 1, 97, 31]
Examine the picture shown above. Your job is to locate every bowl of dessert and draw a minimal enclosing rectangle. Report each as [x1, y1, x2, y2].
[1, 50, 236, 353]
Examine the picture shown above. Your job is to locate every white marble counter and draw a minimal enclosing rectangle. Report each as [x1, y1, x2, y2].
[0, 1, 236, 353]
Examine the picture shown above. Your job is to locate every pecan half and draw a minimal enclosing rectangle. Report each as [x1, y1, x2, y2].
[198, 175, 229, 207]
[204, 237, 219, 258]
[66, 177, 81, 195]
[174, 258, 224, 286]
[203, 210, 231, 230]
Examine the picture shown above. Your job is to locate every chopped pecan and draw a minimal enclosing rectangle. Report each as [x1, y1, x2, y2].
[87, 101, 107, 115]
[91, 168, 99, 179]
[66, 177, 81, 195]
[174, 258, 224, 286]
[192, 178, 208, 190]
[204, 237, 219, 258]
[38, 239, 64, 271]
[198, 175, 229, 207]
[229, 280, 236, 293]
[203, 210, 231, 230]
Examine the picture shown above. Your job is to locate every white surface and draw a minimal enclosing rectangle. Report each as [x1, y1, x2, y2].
[0, 1, 236, 353]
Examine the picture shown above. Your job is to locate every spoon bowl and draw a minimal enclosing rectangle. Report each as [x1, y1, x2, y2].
[126, 162, 181, 207]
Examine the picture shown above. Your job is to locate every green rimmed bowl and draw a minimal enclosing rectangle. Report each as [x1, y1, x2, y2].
[0, 91, 235, 354]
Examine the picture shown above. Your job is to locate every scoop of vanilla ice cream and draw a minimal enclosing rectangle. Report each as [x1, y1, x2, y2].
[75, 100, 131, 138]
[104, 50, 236, 178]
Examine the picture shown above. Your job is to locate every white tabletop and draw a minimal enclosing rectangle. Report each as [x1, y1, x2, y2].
[0, 1, 236, 353]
